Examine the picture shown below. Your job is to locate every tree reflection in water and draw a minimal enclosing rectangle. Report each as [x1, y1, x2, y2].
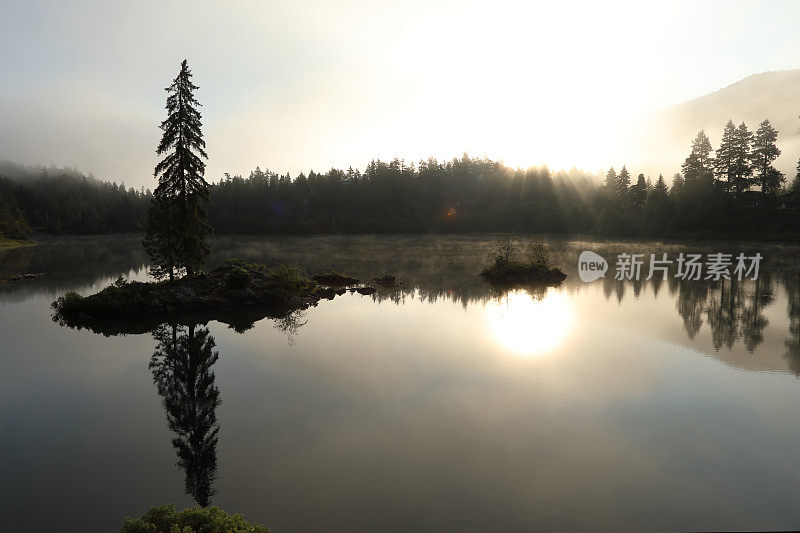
[146, 312, 306, 506]
[784, 274, 800, 375]
[149, 323, 220, 507]
[672, 274, 773, 352]
[674, 279, 708, 340]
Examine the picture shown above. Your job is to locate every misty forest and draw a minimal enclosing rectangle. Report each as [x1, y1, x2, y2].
[2, 113, 800, 242]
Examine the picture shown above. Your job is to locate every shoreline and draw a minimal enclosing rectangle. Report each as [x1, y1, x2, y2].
[18, 230, 800, 245]
[0, 237, 36, 250]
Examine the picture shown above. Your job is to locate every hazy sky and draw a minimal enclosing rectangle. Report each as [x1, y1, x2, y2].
[1, 0, 799, 188]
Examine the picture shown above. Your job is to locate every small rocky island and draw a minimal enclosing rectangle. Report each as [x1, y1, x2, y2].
[52, 260, 376, 335]
[480, 262, 567, 285]
[480, 235, 566, 287]
[0, 272, 49, 287]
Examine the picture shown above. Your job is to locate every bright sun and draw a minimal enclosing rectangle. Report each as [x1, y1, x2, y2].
[485, 289, 573, 356]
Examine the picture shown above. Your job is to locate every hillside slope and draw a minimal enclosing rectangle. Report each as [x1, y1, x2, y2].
[632, 70, 800, 180]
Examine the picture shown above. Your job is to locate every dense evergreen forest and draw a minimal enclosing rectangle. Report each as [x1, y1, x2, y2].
[0, 165, 151, 239]
[2, 118, 800, 240]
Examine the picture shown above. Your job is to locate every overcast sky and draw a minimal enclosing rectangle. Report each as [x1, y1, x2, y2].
[1, 0, 798, 188]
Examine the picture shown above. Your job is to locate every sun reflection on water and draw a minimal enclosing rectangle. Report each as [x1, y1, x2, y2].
[485, 288, 573, 356]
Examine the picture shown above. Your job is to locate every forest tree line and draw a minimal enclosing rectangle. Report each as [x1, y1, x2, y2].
[0, 166, 152, 239]
[2, 118, 800, 240]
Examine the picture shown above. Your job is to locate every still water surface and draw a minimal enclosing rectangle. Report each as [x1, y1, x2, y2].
[2, 235, 800, 531]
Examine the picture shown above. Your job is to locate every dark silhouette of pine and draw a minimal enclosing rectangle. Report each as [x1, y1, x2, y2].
[793, 157, 800, 192]
[617, 165, 631, 203]
[714, 120, 737, 192]
[681, 130, 714, 187]
[652, 174, 669, 198]
[603, 167, 617, 191]
[142, 193, 181, 280]
[730, 122, 754, 195]
[144, 59, 212, 280]
[751, 119, 783, 196]
[630, 173, 648, 208]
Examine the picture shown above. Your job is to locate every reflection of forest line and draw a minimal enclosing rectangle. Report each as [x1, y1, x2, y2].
[669, 275, 773, 352]
[0, 235, 148, 303]
[10, 234, 800, 358]
[784, 273, 800, 375]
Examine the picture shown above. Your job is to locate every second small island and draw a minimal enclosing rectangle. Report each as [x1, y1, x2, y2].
[480, 235, 566, 286]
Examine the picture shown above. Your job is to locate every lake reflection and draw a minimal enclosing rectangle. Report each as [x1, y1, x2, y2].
[4, 235, 800, 531]
[150, 324, 221, 507]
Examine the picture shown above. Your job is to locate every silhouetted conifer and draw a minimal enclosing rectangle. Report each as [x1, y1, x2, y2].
[681, 130, 714, 188]
[144, 59, 212, 279]
[730, 122, 754, 195]
[751, 119, 783, 196]
[617, 165, 631, 205]
[714, 120, 737, 192]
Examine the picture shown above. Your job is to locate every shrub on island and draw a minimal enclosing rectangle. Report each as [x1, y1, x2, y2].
[121, 504, 270, 533]
[480, 234, 566, 286]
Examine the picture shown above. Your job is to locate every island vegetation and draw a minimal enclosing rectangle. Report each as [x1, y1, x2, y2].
[121, 504, 270, 533]
[51, 261, 323, 334]
[480, 234, 566, 287]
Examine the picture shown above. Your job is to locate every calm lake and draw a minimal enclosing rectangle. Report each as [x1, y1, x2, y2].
[3, 234, 800, 532]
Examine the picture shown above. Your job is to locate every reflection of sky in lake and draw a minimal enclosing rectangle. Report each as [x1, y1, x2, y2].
[3, 235, 800, 531]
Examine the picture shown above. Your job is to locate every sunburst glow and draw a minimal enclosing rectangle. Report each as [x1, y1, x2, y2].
[485, 289, 573, 356]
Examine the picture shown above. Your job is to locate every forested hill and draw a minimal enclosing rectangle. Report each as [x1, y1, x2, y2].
[0, 163, 151, 238]
[634, 70, 800, 179]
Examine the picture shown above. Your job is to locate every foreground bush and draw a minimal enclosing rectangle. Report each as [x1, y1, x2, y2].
[121, 504, 270, 533]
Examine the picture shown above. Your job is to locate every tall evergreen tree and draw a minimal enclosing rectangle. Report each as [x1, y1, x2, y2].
[144, 59, 212, 280]
[643, 173, 670, 233]
[792, 157, 800, 192]
[681, 130, 714, 188]
[730, 122, 754, 195]
[652, 174, 669, 198]
[603, 167, 617, 191]
[617, 165, 631, 205]
[670, 173, 684, 198]
[630, 173, 648, 208]
[142, 194, 181, 280]
[751, 119, 783, 196]
[714, 120, 737, 192]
